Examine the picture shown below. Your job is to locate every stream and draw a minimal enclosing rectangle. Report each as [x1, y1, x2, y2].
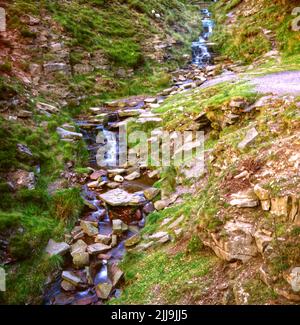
[44, 5, 214, 305]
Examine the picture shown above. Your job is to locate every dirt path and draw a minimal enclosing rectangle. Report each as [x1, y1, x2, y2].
[251, 70, 300, 96]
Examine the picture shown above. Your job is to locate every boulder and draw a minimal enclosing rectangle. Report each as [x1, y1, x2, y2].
[112, 219, 128, 234]
[229, 190, 259, 208]
[96, 283, 113, 299]
[124, 171, 141, 181]
[61, 280, 76, 292]
[45, 239, 70, 257]
[95, 234, 111, 245]
[285, 267, 300, 293]
[61, 271, 82, 286]
[72, 252, 90, 268]
[99, 188, 146, 207]
[87, 243, 111, 255]
[80, 220, 99, 237]
[203, 221, 258, 263]
[70, 240, 87, 256]
[125, 234, 141, 247]
[238, 127, 258, 150]
[109, 264, 124, 287]
[144, 187, 160, 201]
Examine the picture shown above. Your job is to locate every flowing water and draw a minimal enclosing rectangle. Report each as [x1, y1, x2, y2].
[192, 8, 214, 66]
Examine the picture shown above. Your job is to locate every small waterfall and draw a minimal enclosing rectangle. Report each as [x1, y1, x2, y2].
[96, 128, 118, 167]
[192, 8, 214, 66]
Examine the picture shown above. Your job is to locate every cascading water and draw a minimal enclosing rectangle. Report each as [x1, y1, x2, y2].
[192, 8, 214, 66]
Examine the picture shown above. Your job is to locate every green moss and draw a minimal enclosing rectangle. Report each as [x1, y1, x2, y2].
[244, 278, 278, 305]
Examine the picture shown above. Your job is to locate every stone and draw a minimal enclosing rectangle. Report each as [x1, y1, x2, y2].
[37, 102, 59, 114]
[90, 170, 107, 181]
[72, 252, 90, 268]
[114, 175, 124, 183]
[17, 110, 33, 118]
[148, 170, 159, 179]
[286, 267, 300, 293]
[157, 234, 171, 244]
[118, 109, 144, 117]
[61, 271, 82, 286]
[143, 202, 155, 215]
[44, 62, 69, 73]
[203, 221, 257, 263]
[61, 280, 76, 292]
[96, 283, 113, 299]
[99, 188, 146, 207]
[125, 234, 141, 247]
[87, 243, 111, 255]
[229, 190, 259, 208]
[80, 220, 99, 237]
[109, 264, 124, 287]
[111, 234, 118, 247]
[254, 231, 272, 253]
[143, 187, 160, 201]
[154, 199, 170, 211]
[57, 127, 83, 140]
[149, 231, 169, 240]
[168, 215, 185, 230]
[8, 170, 35, 190]
[107, 168, 126, 176]
[17, 144, 33, 158]
[271, 197, 289, 217]
[95, 234, 111, 245]
[174, 228, 183, 238]
[112, 219, 128, 234]
[144, 97, 157, 104]
[124, 171, 141, 181]
[238, 127, 259, 149]
[70, 239, 87, 256]
[253, 184, 270, 201]
[106, 182, 120, 189]
[83, 199, 97, 211]
[135, 241, 154, 251]
[87, 181, 99, 188]
[45, 239, 70, 257]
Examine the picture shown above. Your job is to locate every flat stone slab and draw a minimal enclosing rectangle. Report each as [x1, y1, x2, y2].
[87, 243, 111, 255]
[99, 188, 146, 207]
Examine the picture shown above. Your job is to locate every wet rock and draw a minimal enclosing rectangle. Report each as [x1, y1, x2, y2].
[83, 199, 97, 211]
[112, 219, 128, 234]
[285, 267, 300, 293]
[143, 202, 155, 215]
[61, 280, 76, 292]
[62, 271, 82, 286]
[109, 264, 124, 287]
[96, 283, 113, 299]
[90, 170, 107, 181]
[95, 234, 111, 245]
[238, 127, 259, 150]
[45, 239, 70, 257]
[124, 171, 141, 181]
[271, 197, 289, 217]
[8, 169, 35, 190]
[80, 220, 99, 237]
[100, 188, 146, 207]
[57, 127, 83, 140]
[87, 243, 111, 255]
[125, 234, 141, 247]
[54, 292, 75, 305]
[144, 187, 160, 201]
[72, 294, 98, 305]
[114, 175, 124, 183]
[229, 190, 259, 208]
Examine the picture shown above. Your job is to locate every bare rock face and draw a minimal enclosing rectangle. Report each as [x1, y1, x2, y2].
[203, 221, 258, 263]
